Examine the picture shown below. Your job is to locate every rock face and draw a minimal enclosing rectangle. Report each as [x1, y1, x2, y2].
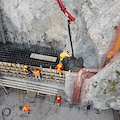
[86, 53, 120, 110]
[0, 0, 120, 68]
[1, 0, 120, 110]
[82, 0, 120, 63]
[0, 0, 99, 68]
[65, 53, 120, 110]
[0, 10, 5, 43]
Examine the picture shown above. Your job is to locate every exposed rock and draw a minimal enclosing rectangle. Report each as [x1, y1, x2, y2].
[85, 52, 120, 110]
[0, 0, 99, 68]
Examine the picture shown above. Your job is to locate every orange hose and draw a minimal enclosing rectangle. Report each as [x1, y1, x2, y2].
[107, 34, 120, 58]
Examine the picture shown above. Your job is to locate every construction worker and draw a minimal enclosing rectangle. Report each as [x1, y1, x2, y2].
[55, 94, 61, 106]
[24, 65, 31, 77]
[60, 50, 72, 61]
[55, 62, 63, 75]
[33, 69, 41, 79]
[22, 104, 30, 114]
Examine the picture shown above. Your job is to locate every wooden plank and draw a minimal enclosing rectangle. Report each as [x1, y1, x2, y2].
[7, 63, 11, 67]
[11, 63, 16, 67]
[41, 71, 64, 78]
[0, 61, 69, 84]
[30, 53, 57, 62]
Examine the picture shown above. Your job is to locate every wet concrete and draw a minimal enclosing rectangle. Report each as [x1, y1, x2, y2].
[65, 57, 84, 72]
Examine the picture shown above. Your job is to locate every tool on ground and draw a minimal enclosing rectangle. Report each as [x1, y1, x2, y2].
[56, 0, 75, 57]
[19, 106, 23, 110]
[2, 107, 11, 120]
[22, 104, 30, 114]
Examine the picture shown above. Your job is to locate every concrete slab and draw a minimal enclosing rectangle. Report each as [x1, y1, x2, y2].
[0, 88, 114, 120]
[30, 53, 57, 62]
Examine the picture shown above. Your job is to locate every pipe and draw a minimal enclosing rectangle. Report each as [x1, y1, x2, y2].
[68, 22, 74, 56]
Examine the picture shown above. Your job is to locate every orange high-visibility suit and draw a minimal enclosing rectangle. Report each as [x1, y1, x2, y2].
[55, 62, 63, 74]
[33, 70, 41, 79]
[33, 70, 40, 76]
[22, 104, 30, 114]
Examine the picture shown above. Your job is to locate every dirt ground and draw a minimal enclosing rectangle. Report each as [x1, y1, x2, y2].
[0, 87, 114, 120]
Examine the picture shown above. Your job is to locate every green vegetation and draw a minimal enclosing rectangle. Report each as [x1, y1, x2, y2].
[92, 81, 98, 88]
[103, 89, 107, 94]
[114, 26, 118, 30]
[103, 80, 119, 94]
[116, 70, 120, 76]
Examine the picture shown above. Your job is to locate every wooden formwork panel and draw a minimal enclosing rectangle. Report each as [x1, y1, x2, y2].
[0, 61, 68, 84]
